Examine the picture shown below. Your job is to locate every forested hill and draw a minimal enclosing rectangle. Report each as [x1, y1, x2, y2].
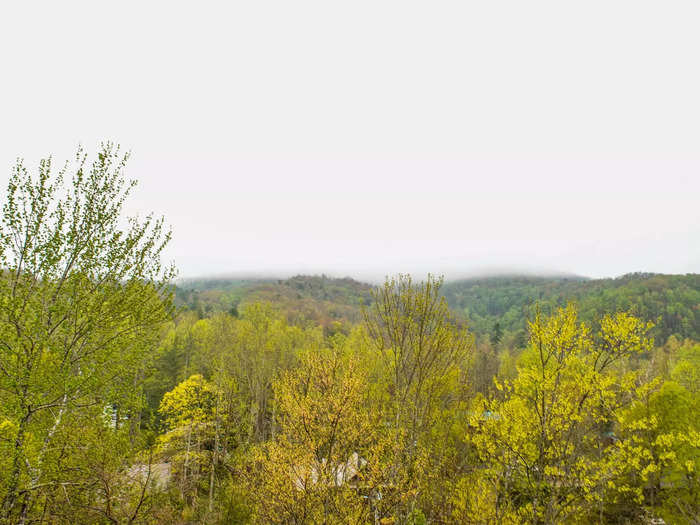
[175, 274, 373, 328]
[442, 273, 699, 343]
[176, 272, 698, 343]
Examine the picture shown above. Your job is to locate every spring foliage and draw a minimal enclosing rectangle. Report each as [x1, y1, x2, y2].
[0, 146, 697, 524]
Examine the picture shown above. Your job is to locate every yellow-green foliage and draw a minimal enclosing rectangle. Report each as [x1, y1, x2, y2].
[246, 348, 399, 524]
[160, 374, 217, 430]
[459, 306, 660, 524]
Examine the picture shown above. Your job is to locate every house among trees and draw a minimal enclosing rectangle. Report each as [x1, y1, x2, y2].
[293, 452, 368, 490]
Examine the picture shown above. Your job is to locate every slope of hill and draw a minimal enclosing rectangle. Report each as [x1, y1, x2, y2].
[175, 272, 698, 343]
[174, 278, 266, 316]
[175, 275, 373, 329]
[442, 273, 699, 343]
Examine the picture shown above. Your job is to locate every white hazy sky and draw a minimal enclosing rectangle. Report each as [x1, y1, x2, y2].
[1, 1, 698, 280]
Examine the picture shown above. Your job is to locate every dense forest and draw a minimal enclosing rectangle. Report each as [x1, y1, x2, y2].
[0, 146, 698, 524]
[175, 273, 699, 344]
[443, 274, 699, 342]
[175, 275, 373, 329]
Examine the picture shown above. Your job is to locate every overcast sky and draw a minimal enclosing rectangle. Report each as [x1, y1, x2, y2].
[1, 1, 698, 281]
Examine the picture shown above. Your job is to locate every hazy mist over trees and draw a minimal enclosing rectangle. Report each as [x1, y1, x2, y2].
[0, 145, 696, 524]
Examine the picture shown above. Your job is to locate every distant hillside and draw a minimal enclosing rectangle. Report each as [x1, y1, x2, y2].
[175, 275, 373, 329]
[174, 278, 267, 316]
[442, 273, 699, 343]
[242, 275, 373, 328]
[176, 272, 698, 343]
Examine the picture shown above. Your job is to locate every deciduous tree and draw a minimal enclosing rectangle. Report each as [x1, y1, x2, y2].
[0, 144, 174, 523]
